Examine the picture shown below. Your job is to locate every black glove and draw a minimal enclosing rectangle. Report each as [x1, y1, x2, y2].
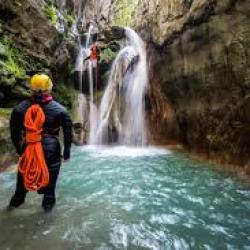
[16, 148, 22, 156]
[15, 143, 24, 156]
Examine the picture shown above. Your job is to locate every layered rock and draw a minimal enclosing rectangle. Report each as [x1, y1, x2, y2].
[0, 0, 58, 62]
[135, 0, 250, 166]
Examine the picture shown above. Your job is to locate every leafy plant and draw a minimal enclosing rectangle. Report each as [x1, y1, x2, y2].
[43, 3, 58, 25]
[3, 58, 26, 77]
[65, 12, 74, 27]
[100, 48, 116, 63]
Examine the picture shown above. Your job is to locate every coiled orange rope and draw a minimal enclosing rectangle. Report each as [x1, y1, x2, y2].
[18, 104, 49, 191]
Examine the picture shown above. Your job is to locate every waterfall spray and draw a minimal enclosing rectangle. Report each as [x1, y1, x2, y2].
[90, 27, 148, 146]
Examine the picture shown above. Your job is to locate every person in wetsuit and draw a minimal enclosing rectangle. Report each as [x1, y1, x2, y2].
[83, 42, 99, 91]
[8, 74, 72, 211]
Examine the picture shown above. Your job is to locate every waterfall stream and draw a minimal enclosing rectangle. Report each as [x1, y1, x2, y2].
[86, 24, 99, 144]
[74, 24, 96, 144]
[88, 27, 148, 146]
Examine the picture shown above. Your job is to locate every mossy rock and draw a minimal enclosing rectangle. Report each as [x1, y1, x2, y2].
[0, 75, 16, 88]
[53, 83, 77, 110]
[12, 85, 29, 98]
[0, 62, 11, 76]
[0, 42, 8, 59]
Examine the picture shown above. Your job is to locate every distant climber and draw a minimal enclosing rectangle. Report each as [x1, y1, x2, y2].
[8, 74, 72, 212]
[83, 42, 100, 90]
[90, 43, 98, 65]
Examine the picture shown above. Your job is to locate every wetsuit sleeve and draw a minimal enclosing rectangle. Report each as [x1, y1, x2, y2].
[10, 108, 23, 155]
[60, 110, 73, 160]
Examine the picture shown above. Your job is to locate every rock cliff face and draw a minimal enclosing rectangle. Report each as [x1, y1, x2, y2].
[0, 0, 78, 106]
[0, 110, 13, 169]
[135, 0, 250, 167]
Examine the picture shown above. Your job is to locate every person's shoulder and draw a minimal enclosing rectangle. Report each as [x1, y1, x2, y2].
[13, 99, 32, 113]
[50, 100, 67, 112]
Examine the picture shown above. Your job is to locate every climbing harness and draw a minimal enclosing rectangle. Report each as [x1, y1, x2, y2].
[18, 104, 49, 191]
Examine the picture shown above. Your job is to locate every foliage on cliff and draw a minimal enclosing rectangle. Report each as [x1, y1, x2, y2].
[43, 2, 58, 25]
[113, 0, 136, 27]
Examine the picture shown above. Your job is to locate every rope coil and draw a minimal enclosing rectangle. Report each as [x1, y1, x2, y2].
[18, 104, 49, 191]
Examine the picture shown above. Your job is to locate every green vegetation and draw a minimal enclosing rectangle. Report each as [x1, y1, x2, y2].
[43, 2, 75, 30]
[99, 48, 117, 63]
[114, 0, 135, 27]
[0, 35, 26, 78]
[65, 12, 74, 27]
[53, 83, 78, 110]
[4, 58, 26, 78]
[46, 0, 56, 5]
[0, 108, 12, 118]
[43, 3, 58, 26]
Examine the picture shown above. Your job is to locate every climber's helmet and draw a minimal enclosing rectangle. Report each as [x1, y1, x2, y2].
[30, 74, 53, 92]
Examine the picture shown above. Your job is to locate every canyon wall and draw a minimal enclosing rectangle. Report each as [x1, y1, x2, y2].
[135, 0, 250, 166]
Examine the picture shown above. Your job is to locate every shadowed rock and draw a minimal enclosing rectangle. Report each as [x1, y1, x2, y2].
[103, 26, 126, 41]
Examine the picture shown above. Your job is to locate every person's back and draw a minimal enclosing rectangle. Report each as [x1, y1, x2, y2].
[8, 74, 72, 212]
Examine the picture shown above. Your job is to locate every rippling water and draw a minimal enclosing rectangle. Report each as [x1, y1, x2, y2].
[0, 146, 250, 250]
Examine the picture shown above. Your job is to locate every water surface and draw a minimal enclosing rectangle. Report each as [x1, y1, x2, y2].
[0, 146, 249, 250]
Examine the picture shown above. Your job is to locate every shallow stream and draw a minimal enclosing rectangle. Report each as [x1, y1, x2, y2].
[0, 146, 249, 249]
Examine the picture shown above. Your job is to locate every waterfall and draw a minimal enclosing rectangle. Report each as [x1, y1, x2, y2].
[90, 27, 148, 146]
[120, 28, 148, 145]
[86, 24, 99, 144]
[75, 24, 93, 92]
[75, 46, 83, 92]
[74, 24, 95, 144]
[85, 24, 93, 48]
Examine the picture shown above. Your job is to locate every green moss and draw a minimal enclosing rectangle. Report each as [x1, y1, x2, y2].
[3, 58, 26, 77]
[65, 12, 74, 27]
[53, 83, 78, 110]
[114, 0, 135, 27]
[43, 3, 58, 26]
[0, 36, 27, 78]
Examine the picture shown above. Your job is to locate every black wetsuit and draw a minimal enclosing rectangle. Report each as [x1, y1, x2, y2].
[9, 96, 72, 210]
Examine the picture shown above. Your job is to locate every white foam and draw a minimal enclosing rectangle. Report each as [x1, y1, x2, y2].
[79, 146, 171, 158]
